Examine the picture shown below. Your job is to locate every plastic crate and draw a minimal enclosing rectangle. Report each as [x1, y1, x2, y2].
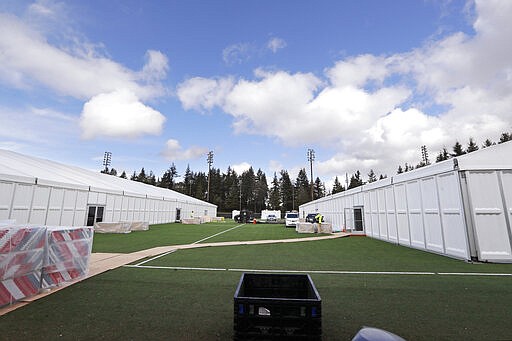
[233, 273, 321, 340]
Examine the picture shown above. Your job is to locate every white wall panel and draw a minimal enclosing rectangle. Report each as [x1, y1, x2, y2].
[0, 182, 15, 220]
[370, 191, 379, 238]
[61, 189, 77, 226]
[113, 195, 122, 221]
[47, 188, 64, 225]
[29, 185, 50, 225]
[105, 194, 115, 222]
[406, 181, 425, 249]
[393, 184, 411, 246]
[437, 172, 469, 259]
[501, 171, 512, 241]
[10, 183, 34, 224]
[420, 177, 445, 253]
[377, 189, 388, 240]
[385, 187, 398, 243]
[466, 171, 512, 261]
[74, 191, 88, 226]
[363, 191, 372, 235]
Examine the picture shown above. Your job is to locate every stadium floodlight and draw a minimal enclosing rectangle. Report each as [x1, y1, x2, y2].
[207, 151, 213, 202]
[307, 148, 315, 201]
[103, 151, 112, 171]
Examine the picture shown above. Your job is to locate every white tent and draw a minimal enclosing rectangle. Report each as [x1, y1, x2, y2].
[0, 149, 216, 227]
[300, 141, 512, 263]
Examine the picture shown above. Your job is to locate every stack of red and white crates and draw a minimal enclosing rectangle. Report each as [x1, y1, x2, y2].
[0, 226, 47, 307]
[42, 226, 94, 288]
[0, 225, 94, 307]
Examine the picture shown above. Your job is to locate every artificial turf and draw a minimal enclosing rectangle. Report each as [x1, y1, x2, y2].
[92, 221, 328, 253]
[2, 225, 511, 340]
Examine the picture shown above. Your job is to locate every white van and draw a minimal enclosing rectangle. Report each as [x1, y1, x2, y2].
[285, 212, 299, 228]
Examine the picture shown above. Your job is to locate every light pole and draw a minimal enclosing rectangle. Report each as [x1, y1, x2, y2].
[207, 151, 213, 202]
[102, 151, 112, 172]
[307, 148, 315, 200]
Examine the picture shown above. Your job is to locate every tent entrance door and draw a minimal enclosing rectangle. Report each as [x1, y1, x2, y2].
[175, 208, 181, 222]
[86, 206, 104, 226]
[353, 207, 364, 232]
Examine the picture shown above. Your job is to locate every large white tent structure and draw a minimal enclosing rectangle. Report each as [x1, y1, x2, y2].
[300, 141, 512, 263]
[0, 149, 216, 227]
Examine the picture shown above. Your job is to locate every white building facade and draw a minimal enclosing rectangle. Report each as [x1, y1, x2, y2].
[300, 142, 512, 263]
[0, 149, 216, 227]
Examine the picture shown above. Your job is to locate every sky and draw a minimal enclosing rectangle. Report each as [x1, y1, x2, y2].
[1, 0, 512, 190]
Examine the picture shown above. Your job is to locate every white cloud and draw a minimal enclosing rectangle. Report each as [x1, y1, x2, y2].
[0, 9, 170, 140]
[177, 0, 512, 180]
[177, 77, 234, 112]
[268, 160, 283, 173]
[161, 139, 208, 161]
[80, 89, 166, 139]
[222, 43, 253, 65]
[267, 37, 286, 53]
[232, 162, 252, 174]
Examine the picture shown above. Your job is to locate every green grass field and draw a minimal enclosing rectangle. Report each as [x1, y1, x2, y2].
[1, 223, 511, 340]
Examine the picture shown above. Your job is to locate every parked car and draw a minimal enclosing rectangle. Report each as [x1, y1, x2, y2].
[285, 212, 299, 228]
[305, 213, 317, 223]
[267, 214, 277, 223]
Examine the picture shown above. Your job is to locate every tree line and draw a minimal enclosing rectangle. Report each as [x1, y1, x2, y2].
[101, 130, 511, 212]
[102, 163, 326, 213]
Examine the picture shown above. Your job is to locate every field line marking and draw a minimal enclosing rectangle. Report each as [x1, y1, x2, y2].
[122, 265, 512, 277]
[133, 249, 178, 266]
[191, 223, 246, 244]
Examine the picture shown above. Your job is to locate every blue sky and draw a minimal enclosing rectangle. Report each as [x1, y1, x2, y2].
[1, 0, 511, 189]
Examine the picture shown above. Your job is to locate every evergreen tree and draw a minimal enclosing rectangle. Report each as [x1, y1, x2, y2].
[482, 139, 495, 148]
[130, 171, 137, 181]
[223, 167, 240, 212]
[295, 168, 310, 207]
[119, 171, 127, 179]
[332, 176, 345, 194]
[146, 171, 156, 185]
[499, 132, 511, 144]
[159, 163, 178, 190]
[367, 169, 377, 183]
[109, 168, 117, 176]
[254, 169, 268, 213]
[451, 141, 465, 156]
[348, 170, 364, 189]
[436, 147, 450, 162]
[313, 177, 325, 199]
[397, 165, 403, 174]
[240, 167, 256, 210]
[379, 174, 387, 180]
[268, 173, 281, 211]
[279, 170, 294, 212]
[466, 137, 479, 153]
[183, 165, 193, 195]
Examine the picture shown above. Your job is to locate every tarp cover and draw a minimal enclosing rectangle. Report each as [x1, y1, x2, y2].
[296, 223, 333, 234]
[94, 222, 132, 233]
[42, 226, 94, 288]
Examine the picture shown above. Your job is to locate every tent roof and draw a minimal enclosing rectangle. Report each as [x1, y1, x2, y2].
[0, 149, 216, 208]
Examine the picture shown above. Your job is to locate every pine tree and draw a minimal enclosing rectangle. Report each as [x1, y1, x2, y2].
[119, 171, 127, 179]
[159, 163, 178, 189]
[295, 168, 310, 207]
[279, 170, 294, 212]
[482, 139, 495, 148]
[184, 165, 193, 195]
[466, 137, 479, 153]
[435, 147, 450, 162]
[313, 177, 325, 199]
[499, 132, 511, 144]
[268, 173, 281, 211]
[254, 169, 268, 212]
[348, 170, 364, 189]
[367, 169, 377, 183]
[130, 171, 137, 181]
[397, 165, 403, 174]
[332, 176, 345, 194]
[109, 168, 117, 176]
[451, 141, 465, 156]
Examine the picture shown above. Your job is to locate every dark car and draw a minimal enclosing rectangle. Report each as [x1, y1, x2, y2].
[305, 213, 317, 223]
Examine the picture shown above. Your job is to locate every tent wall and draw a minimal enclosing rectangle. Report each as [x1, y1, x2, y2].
[300, 170, 472, 261]
[0, 177, 216, 227]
